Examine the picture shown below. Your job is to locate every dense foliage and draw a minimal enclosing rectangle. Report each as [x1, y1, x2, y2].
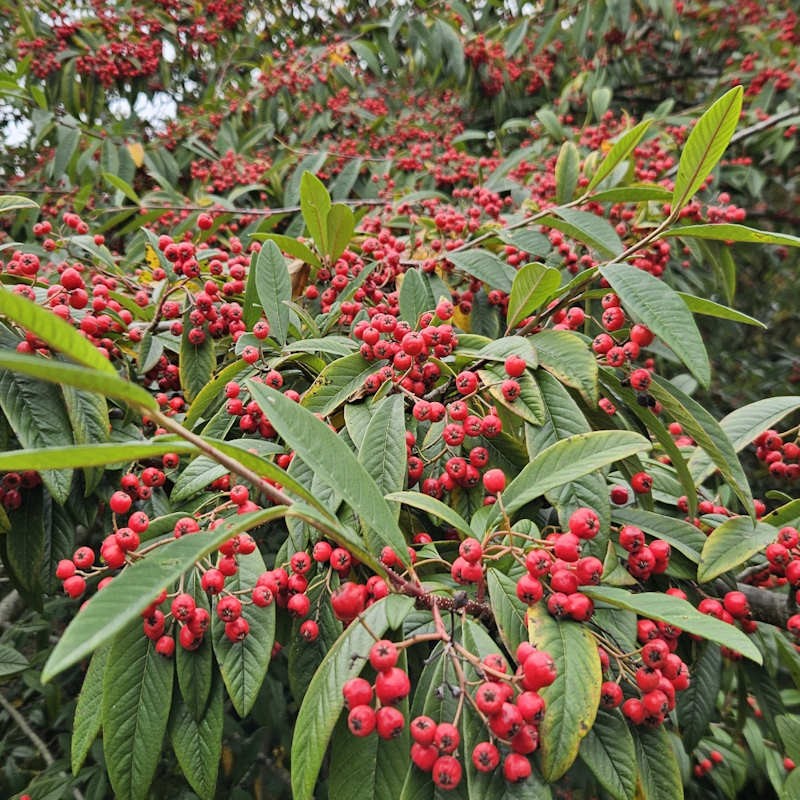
[0, 1, 799, 799]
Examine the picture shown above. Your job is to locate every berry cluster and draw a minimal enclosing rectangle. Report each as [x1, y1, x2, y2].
[0, 470, 41, 512]
[753, 427, 800, 481]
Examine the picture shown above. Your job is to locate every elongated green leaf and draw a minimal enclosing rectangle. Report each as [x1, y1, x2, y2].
[582, 585, 762, 663]
[555, 141, 580, 204]
[479, 362, 545, 425]
[102, 171, 141, 203]
[487, 568, 528, 656]
[528, 604, 601, 781]
[0, 441, 196, 472]
[176, 571, 213, 721]
[589, 185, 673, 203]
[180, 315, 215, 403]
[586, 119, 653, 192]
[42, 509, 286, 682]
[697, 515, 778, 583]
[529, 371, 611, 535]
[249, 233, 322, 269]
[661, 222, 800, 248]
[71, 644, 109, 775]
[675, 642, 722, 751]
[327, 203, 355, 263]
[612, 508, 705, 564]
[301, 351, 376, 416]
[386, 491, 472, 539]
[54, 123, 80, 181]
[781, 767, 800, 800]
[447, 249, 516, 294]
[506, 262, 561, 330]
[487, 430, 650, 528]
[0, 643, 29, 679]
[545, 208, 624, 257]
[632, 726, 682, 800]
[300, 171, 331, 255]
[358, 394, 407, 497]
[249, 382, 410, 564]
[399, 267, 435, 325]
[678, 293, 766, 327]
[169, 678, 223, 800]
[212, 548, 274, 716]
[689, 396, 800, 485]
[185, 358, 248, 427]
[103, 623, 174, 800]
[672, 86, 743, 211]
[62, 384, 108, 493]
[533, 329, 598, 403]
[253, 240, 292, 344]
[649, 376, 754, 516]
[0, 367, 73, 502]
[601, 263, 710, 387]
[579, 709, 636, 800]
[291, 595, 414, 800]
[0, 195, 39, 213]
[0, 285, 116, 375]
[0, 351, 157, 412]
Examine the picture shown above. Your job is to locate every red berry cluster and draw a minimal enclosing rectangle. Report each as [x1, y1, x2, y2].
[343, 640, 557, 790]
[753, 428, 800, 481]
[0, 470, 41, 512]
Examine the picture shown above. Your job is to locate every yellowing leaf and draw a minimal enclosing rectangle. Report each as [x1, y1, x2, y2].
[126, 142, 145, 168]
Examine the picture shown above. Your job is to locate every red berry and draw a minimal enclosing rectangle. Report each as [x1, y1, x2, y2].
[410, 715, 437, 746]
[342, 677, 373, 709]
[109, 490, 132, 514]
[299, 619, 319, 641]
[504, 354, 526, 377]
[434, 722, 460, 754]
[431, 755, 462, 790]
[482, 468, 506, 494]
[55, 559, 76, 580]
[369, 639, 399, 672]
[376, 705, 405, 739]
[63, 575, 87, 598]
[348, 704, 376, 737]
[522, 650, 557, 691]
[503, 752, 532, 782]
[155, 635, 176, 657]
[375, 667, 411, 705]
[472, 741, 501, 772]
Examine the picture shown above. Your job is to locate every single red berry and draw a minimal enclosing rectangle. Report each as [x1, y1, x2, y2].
[155, 635, 175, 657]
[299, 619, 319, 641]
[472, 741, 501, 772]
[171, 593, 196, 622]
[63, 575, 87, 599]
[375, 667, 411, 705]
[475, 682, 505, 715]
[342, 677, 373, 709]
[376, 705, 405, 739]
[411, 742, 439, 771]
[73, 546, 95, 569]
[482, 468, 506, 494]
[287, 592, 311, 618]
[631, 471, 653, 493]
[600, 681, 623, 709]
[504, 354, 526, 377]
[503, 752, 532, 783]
[109, 490, 132, 515]
[434, 722, 460, 754]
[224, 617, 250, 642]
[523, 650, 557, 691]
[216, 595, 242, 622]
[55, 559, 76, 580]
[369, 639, 399, 672]
[347, 704, 376, 737]
[431, 755, 462, 790]
[410, 715, 437, 746]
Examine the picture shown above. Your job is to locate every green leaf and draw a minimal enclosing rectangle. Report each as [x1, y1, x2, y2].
[0, 285, 117, 375]
[42, 509, 286, 682]
[180, 314, 215, 402]
[600, 263, 710, 388]
[358, 394, 407, 497]
[688, 396, 800, 485]
[677, 293, 766, 328]
[612, 508, 705, 564]
[54, 123, 80, 180]
[102, 171, 141, 204]
[533, 329, 598, 403]
[185, 358, 249, 427]
[697, 515, 778, 583]
[781, 768, 800, 800]
[301, 351, 377, 416]
[0, 643, 28, 678]
[582, 585, 762, 664]
[487, 430, 649, 528]
[579, 709, 637, 800]
[631, 726, 682, 800]
[586, 119, 653, 192]
[506, 262, 561, 330]
[62, 384, 109, 493]
[675, 642, 722, 751]
[0, 440, 196, 472]
[672, 86, 743, 212]
[386, 491, 472, 539]
[528, 604, 601, 781]
[487, 568, 528, 656]
[176, 571, 213, 721]
[249, 233, 322, 269]
[103, 623, 174, 800]
[649, 376, 754, 516]
[447, 250, 516, 294]
[212, 548, 274, 716]
[0, 195, 39, 213]
[479, 362, 545, 425]
[661, 222, 800, 248]
[544, 208, 624, 257]
[252, 240, 292, 344]
[0, 351, 157, 413]
[327, 203, 355, 263]
[71, 644, 108, 775]
[399, 267, 435, 325]
[589, 185, 673, 203]
[0, 368, 74, 503]
[168, 677, 223, 800]
[555, 141, 580, 204]
[291, 595, 414, 800]
[300, 171, 331, 255]
[249, 382, 410, 565]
